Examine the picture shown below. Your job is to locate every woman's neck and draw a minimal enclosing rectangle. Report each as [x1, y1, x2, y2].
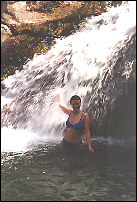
[73, 109, 81, 115]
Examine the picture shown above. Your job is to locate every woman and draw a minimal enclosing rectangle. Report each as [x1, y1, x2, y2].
[58, 93, 94, 152]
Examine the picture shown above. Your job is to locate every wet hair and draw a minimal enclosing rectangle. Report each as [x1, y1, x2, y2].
[70, 95, 81, 104]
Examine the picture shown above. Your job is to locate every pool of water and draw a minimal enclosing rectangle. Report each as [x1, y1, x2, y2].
[1, 139, 136, 201]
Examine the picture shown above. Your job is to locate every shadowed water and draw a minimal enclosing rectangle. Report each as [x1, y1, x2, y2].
[1, 139, 136, 201]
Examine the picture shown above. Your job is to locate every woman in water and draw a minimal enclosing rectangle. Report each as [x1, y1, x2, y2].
[58, 93, 94, 152]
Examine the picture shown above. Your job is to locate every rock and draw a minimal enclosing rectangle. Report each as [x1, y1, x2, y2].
[1, 24, 12, 43]
[1, 1, 122, 80]
[1, 34, 36, 66]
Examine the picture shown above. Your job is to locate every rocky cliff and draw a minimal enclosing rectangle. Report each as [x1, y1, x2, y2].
[1, 1, 122, 80]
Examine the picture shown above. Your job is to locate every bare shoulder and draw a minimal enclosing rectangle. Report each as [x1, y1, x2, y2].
[83, 112, 89, 119]
[68, 109, 73, 115]
[82, 112, 89, 121]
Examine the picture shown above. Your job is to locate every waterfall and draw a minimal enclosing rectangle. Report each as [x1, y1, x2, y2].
[1, 1, 136, 152]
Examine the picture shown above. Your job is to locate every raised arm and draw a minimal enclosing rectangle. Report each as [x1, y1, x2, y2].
[83, 113, 94, 152]
[58, 93, 72, 115]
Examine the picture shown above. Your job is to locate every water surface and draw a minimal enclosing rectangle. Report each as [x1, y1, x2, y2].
[1, 139, 136, 201]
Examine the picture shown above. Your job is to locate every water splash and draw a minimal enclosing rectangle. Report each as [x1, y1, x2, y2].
[1, 1, 136, 152]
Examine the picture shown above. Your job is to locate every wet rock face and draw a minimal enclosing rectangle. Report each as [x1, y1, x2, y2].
[86, 34, 136, 138]
[1, 1, 122, 80]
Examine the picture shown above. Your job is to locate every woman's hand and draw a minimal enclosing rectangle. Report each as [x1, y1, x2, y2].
[58, 92, 63, 103]
[57, 87, 64, 103]
[89, 145, 94, 152]
[58, 92, 72, 115]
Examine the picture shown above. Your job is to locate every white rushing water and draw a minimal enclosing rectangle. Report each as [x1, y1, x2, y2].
[1, 1, 136, 152]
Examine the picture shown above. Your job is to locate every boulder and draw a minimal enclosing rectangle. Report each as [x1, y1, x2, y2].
[1, 1, 122, 80]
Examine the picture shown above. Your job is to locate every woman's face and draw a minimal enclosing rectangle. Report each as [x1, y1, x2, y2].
[70, 100, 81, 110]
